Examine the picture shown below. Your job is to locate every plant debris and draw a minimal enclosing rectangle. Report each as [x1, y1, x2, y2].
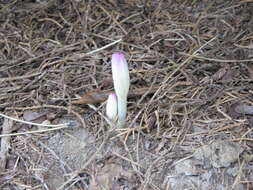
[0, 119, 13, 170]
[0, 0, 253, 189]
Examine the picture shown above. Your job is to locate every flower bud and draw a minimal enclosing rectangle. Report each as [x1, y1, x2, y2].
[111, 52, 130, 122]
[112, 53, 130, 99]
[106, 93, 118, 122]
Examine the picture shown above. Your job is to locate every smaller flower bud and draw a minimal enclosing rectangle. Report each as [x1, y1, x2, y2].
[106, 93, 118, 122]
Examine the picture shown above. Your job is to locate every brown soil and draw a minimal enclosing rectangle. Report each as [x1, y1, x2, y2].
[1, 0, 253, 189]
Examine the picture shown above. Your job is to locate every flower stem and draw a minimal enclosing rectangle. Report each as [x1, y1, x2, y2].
[117, 96, 127, 126]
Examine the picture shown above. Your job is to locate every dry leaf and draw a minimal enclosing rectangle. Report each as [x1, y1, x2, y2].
[72, 86, 160, 105]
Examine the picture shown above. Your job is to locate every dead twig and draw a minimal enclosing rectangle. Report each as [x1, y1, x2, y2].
[0, 118, 13, 170]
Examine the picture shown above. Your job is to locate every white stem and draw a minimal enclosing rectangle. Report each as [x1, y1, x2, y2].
[117, 96, 127, 123]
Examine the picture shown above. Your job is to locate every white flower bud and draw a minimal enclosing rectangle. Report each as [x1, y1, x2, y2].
[111, 53, 130, 122]
[106, 93, 118, 122]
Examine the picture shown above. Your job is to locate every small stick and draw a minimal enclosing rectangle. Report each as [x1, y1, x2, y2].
[0, 125, 67, 138]
[0, 118, 13, 170]
[0, 113, 68, 128]
[86, 38, 122, 55]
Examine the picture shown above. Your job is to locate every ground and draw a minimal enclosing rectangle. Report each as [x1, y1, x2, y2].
[0, 0, 253, 189]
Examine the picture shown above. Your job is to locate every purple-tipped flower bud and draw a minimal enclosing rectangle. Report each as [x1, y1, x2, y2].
[111, 52, 130, 123]
[106, 93, 118, 122]
[112, 53, 130, 98]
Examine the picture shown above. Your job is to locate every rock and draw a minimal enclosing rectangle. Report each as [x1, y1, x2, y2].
[226, 165, 239, 177]
[175, 158, 202, 176]
[23, 110, 45, 121]
[235, 104, 253, 115]
[193, 141, 244, 168]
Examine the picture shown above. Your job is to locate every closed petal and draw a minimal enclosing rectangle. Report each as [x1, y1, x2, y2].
[106, 93, 118, 121]
[111, 52, 130, 99]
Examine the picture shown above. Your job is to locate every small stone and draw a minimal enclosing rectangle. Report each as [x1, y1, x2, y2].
[175, 158, 202, 176]
[194, 141, 244, 168]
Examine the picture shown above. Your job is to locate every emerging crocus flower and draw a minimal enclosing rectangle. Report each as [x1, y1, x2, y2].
[106, 93, 118, 122]
[111, 52, 130, 124]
